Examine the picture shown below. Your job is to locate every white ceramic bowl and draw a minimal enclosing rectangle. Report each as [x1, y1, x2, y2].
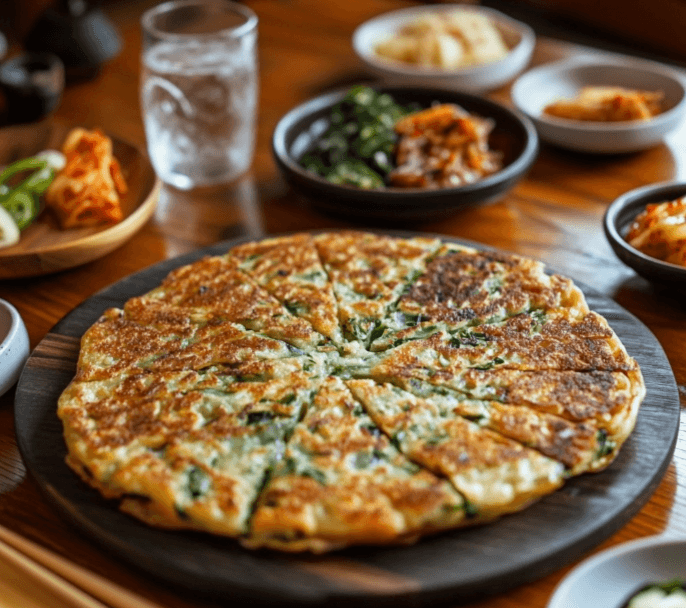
[547, 535, 686, 608]
[352, 5, 535, 92]
[511, 57, 686, 153]
[0, 298, 29, 396]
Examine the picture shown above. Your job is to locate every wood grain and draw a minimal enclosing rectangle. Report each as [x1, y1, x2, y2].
[0, 523, 166, 608]
[12, 236, 680, 607]
[0, 532, 110, 608]
[1, 1, 686, 607]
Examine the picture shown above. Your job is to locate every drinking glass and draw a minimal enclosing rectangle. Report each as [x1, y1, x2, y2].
[140, 0, 258, 190]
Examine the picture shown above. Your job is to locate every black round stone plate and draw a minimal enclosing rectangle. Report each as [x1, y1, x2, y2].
[13, 233, 679, 607]
[272, 86, 539, 221]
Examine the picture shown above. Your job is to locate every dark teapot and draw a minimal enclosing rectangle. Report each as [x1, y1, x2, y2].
[24, 0, 121, 83]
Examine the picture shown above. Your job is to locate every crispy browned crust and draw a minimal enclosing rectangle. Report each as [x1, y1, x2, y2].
[129, 254, 327, 350]
[231, 233, 343, 342]
[399, 246, 589, 323]
[313, 231, 441, 337]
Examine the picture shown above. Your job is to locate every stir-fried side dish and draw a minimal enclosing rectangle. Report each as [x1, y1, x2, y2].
[626, 197, 686, 266]
[57, 231, 645, 553]
[374, 10, 510, 69]
[299, 86, 501, 190]
[46, 128, 128, 229]
[390, 103, 502, 188]
[543, 86, 664, 122]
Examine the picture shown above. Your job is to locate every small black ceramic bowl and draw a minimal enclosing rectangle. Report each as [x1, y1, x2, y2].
[272, 86, 538, 221]
[604, 181, 686, 285]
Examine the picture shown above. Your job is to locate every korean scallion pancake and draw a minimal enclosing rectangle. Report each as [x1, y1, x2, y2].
[58, 231, 645, 552]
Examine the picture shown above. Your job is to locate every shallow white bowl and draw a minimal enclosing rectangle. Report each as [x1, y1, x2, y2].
[352, 5, 535, 92]
[511, 58, 686, 153]
[547, 535, 686, 608]
[0, 298, 29, 396]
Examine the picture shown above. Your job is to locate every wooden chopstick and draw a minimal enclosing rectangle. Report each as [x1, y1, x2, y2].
[0, 535, 108, 608]
[0, 523, 166, 608]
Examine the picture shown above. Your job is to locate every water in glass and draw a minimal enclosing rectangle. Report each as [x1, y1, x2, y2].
[141, 31, 257, 190]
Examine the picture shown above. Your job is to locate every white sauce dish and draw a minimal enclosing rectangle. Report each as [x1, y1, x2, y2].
[0, 298, 30, 396]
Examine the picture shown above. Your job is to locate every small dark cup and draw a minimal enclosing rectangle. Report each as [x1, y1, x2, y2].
[603, 181, 686, 286]
[0, 52, 65, 125]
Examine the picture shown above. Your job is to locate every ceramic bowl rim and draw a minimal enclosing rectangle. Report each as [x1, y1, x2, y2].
[547, 535, 686, 608]
[512, 57, 686, 134]
[0, 298, 24, 354]
[0, 297, 30, 396]
[352, 4, 536, 80]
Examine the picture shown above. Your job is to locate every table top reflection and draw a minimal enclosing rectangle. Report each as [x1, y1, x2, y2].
[1, 1, 685, 608]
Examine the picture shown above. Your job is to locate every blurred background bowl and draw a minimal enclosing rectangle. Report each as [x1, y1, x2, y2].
[0, 298, 30, 396]
[547, 535, 686, 608]
[604, 180, 686, 285]
[512, 58, 686, 153]
[272, 85, 538, 222]
[352, 5, 535, 92]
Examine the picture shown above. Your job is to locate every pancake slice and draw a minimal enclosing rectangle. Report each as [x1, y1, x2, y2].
[369, 309, 637, 380]
[245, 376, 466, 552]
[379, 245, 589, 346]
[75, 306, 322, 382]
[445, 367, 644, 461]
[313, 231, 441, 347]
[229, 233, 344, 344]
[370, 384, 602, 475]
[454, 400, 601, 474]
[58, 369, 318, 537]
[128, 254, 328, 350]
[382, 363, 644, 473]
[347, 380, 565, 519]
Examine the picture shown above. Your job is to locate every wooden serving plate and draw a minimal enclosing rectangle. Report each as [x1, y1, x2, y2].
[0, 120, 160, 279]
[12, 236, 681, 607]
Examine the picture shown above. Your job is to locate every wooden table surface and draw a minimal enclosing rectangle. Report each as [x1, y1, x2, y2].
[1, 1, 685, 607]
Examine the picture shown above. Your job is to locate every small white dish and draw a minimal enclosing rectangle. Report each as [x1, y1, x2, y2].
[547, 535, 686, 608]
[511, 58, 686, 153]
[352, 5, 535, 92]
[0, 298, 30, 396]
